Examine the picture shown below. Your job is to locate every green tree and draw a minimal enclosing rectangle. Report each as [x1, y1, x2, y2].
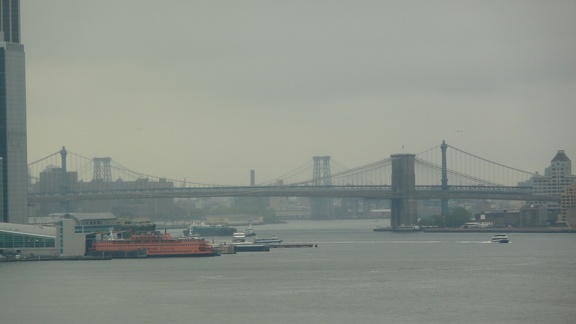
[418, 215, 443, 227]
[445, 207, 473, 227]
[418, 207, 473, 228]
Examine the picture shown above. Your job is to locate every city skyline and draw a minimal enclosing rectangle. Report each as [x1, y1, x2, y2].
[22, 1, 576, 185]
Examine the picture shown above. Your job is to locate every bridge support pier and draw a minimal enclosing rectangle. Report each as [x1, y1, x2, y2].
[390, 154, 418, 228]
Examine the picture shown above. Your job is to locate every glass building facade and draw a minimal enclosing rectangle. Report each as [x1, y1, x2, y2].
[0, 230, 55, 249]
[0, 0, 27, 224]
[1, 0, 19, 44]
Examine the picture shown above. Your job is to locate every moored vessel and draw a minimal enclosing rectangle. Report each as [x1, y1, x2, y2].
[374, 225, 420, 232]
[232, 243, 270, 252]
[253, 236, 283, 244]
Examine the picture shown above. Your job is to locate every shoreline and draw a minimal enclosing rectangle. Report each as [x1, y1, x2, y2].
[0, 255, 111, 262]
[422, 227, 575, 233]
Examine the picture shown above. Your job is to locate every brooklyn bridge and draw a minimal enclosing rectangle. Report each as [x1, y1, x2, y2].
[27, 141, 558, 228]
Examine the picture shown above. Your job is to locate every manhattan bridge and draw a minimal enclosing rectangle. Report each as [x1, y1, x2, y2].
[27, 141, 558, 228]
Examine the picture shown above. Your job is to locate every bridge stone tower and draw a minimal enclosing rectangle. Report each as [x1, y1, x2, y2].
[390, 154, 418, 228]
[311, 156, 334, 219]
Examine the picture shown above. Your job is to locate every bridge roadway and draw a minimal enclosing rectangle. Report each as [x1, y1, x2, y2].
[28, 185, 559, 203]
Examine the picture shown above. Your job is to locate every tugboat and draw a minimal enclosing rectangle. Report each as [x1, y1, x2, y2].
[243, 225, 256, 237]
[491, 234, 510, 243]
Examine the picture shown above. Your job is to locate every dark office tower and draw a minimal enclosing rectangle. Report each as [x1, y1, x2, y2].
[0, 0, 27, 223]
[1, 0, 19, 43]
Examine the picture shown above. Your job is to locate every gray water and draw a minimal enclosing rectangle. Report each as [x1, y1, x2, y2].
[1, 219, 575, 324]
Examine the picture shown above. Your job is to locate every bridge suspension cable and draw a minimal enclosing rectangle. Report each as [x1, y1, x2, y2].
[447, 145, 534, 175]
[259, 159, 313, 186]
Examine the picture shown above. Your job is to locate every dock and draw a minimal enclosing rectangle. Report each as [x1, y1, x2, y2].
[233, 244, 270, 252]
[213, 242, 318, 253]
[268, 243, 317, 248]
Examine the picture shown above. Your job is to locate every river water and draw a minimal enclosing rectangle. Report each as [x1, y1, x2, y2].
[1, 219, 575, 324]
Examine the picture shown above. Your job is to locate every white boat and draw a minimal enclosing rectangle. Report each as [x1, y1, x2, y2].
[253, 236, 283, 244]
[393, 225, 420, 232]
[491, 234, 509, 243]
[232, 232, 246, 242]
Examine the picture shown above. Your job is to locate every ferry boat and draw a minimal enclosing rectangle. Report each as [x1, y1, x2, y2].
[253, 236, 283, 244]
[90, 232, 219, 258]
[491, 234, 509, 243]
[393, 225, 421, 232]
[183, 223, 237, 237]
[232, 232, 246, 242]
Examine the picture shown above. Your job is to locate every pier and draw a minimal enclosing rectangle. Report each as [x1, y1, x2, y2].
[268, 243, 317, 248]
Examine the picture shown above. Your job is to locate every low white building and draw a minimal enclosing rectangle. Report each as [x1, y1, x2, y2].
[0, 219, 86, 257]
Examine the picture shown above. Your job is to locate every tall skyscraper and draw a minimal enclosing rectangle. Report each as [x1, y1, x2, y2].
[0, 0, 27, 223]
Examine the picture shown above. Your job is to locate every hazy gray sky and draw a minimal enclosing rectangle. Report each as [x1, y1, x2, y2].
[22, 1, 576, 185]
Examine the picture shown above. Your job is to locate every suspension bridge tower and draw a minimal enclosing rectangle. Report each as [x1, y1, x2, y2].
[311, 156, 334, 219]
[59, 147, 69, 212]
[440, 140, 449, 217]
[390, 154, 418, 228]
[92, 157, 112, 182]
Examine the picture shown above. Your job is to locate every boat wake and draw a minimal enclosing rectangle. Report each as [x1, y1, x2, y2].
[455, 241, 493, 244]
[325, 241, 443, 244]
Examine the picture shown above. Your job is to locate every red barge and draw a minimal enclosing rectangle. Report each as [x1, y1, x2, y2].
[89, 232, 219, 258]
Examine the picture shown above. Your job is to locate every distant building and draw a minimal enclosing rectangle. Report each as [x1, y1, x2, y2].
[29, 165, 175, 218]
[518, 205, 548, 227]
[275, 205, 312, 219]
[475, 211, 515, 227]
[521, 150, 576, 211]
[204, 215, 264, 225]
[475, 206, 547, 227]
[560, 181, 576, 227]
[0, 0, 28, 224]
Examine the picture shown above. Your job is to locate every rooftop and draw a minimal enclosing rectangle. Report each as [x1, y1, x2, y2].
[552, 150, 570, 162]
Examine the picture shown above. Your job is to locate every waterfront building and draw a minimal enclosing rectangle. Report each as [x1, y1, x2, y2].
[522, 150, 576, 212]
[560, 181, 576, 227]
[0, 0, 27, 224]
[474, 207, 546, 227]
[0, 218, 86, 257]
